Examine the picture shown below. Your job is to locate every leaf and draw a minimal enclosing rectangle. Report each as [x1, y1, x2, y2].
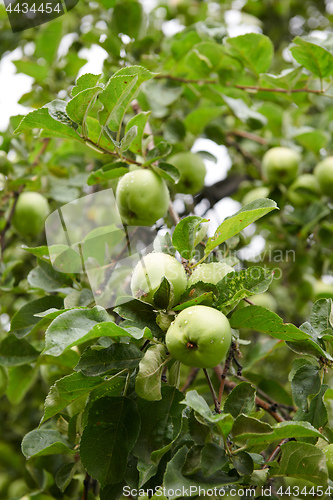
[152, 162, 180, 183]
[43, 306, 141, 356]
[66, 87, 102, 125]
[153, 277, 171, 310]
[34, 20, 63, 65]
[232, 451, 254, 476]
[125, 111, 151, 155]
[310, 299, 333, 337]
[135, 344, 170, 401]
[27, 259, 73, 293]
[55, 462, 79, 492]
[22, 430, 74, 458]
[172, 216, 208, 260]
[274, 441, 328, 486]
[291, 364, 321, 411]
[0, 335, 39, 366]
[224, 382, 256, 418]
[293, 129, 329, 154]
[222, 95, 267, 129]
[184, 41, 224, 76]
[200, 443, 227, 477]
[120, 125, 137, 152]
[205, 199, 278, 254]
[98, 66, 153, 132]
[10, 295, 64, 338]
[293, 385, 329, 430]
[243, 420, 325, 447]
[230, 305, 310, 341]
[14, 108, 82, 141]
[226, 33, 274, 76]
[41, 371, 124, 424]
[74, 343, 144, 376]
[87, 163, 129, 186]
[6, 365, 39, 405]
[133, 385, 184, 464]
[115, 299, 164, 338]
[13, 59, 49, 81]
[214, 266, 274, 308]
[290, 37, 333, 79]
[145, 141, 172, 165]
[80, 397, 140, 486]
[111, 0, 143, 39]
[45, 100, 78, 130]
[184, 107, 222, 135]
[232, 415, 272, 441]
[71, 73, 102, 97]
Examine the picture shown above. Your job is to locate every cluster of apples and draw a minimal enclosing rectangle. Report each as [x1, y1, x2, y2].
[116, 152, 206, 226]
[243, 147, 333, 207]
[130, 251, 234, 369]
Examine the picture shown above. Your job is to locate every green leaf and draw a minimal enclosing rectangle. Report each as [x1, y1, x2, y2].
[152, 162, 180, 183]
[224, 382, 256, 418]
[34, 20, 63, 65]
[13, 59, 49, 81]
[222, 95, 267, 128]
[245, 420, 325, 447]
[120, 125, 137, 152]
[22, 429, 74, 458]
[175, 282, 217, 311]
[115, 299, 164, 338]
[200, 443, 227, 477]
[41, 371, 124, 424]
[290, 37, 333, 79]
[214, 266, 274, 308]
[45, 100, 78, 130]
[230, 305, 310, 341]
[135, 344, 170, 401]
[293, 385, 329, 430]
[74, 343, 144, 376]
[293, 128, 329, 154]
[133, 385, 184, 464]
[232, 451, 254, 476]
[44, 306, 141, 356]
[125, 111, 151, 155]
[80, 397, 140, 486]
[184, 107, 222, 135]
[205, 199, 278, 254]
[28, 259, 73, 293]
[111, 0, 143, 39]
[85, 116, 116, 152]
[153, 277, 171, 310]
[10, 295, 64, 338]
[274, 441, 328, 486]
[310, 299, 333, 337]
[172, 216, 207, 260]
[226, 33, 274, 76]
[14, 108, 82, 141]
[184, 41, 224, 76]
[66, 87, 101, 125]
[71, 73, 102, 97]
[6, 365, 39, 405]
[55, 462, 80, 492]
[0, 335, 39, 366]
[145, 141, 172, 165]
[98, 66, 153, 132]
[291, 364, 321, 411]
[87, 163, 129, 186]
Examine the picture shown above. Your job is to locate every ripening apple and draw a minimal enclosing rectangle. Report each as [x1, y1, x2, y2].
[116, 169, 170, 226]
[287, 174, 321, 207]
[242, 186, 270, 205]
[323, 444, 333, 480]
[168, 152, 206, 194]
[262, 147, 300, 185]
[12, 192, 50, 237]
[188, 262, 234, 287]
[130, 252, 187, 308]
[250, 292, 278, 312]
[314, 157, 333, 197]
[165, 305, 231, 368]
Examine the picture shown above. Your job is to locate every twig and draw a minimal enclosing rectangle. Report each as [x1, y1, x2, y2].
[155, 74, 217, 85]
[263, 438, 291, 467]
[0, 185, 25, 262]
[82, 473, 91, 500]
[203, 368, 221, 413]
[168, 200, 180, 225]
[243, 297, 255, 305]
[227, 130, 268, 145]
[83, 138, 141, 165]
[181, 367, 199, 392]
[225, 136, 262, 171]
[218, 346, 234, 404]
[32, 138, 50, 167]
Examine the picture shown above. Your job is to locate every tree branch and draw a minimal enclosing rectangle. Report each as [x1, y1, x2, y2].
[0, 185, 25, 262]
[203, 368, 221, 413]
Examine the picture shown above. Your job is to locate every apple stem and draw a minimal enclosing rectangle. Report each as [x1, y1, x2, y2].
[203, 368, 221, 414]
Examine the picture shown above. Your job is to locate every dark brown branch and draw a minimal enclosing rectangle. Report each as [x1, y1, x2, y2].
[264, 438, 292, 467]
[82, 473, 91, 500]
[218, 346, 234, 404]
[203, 368, 221, 413]
[0, 185, 25, 262]
[32, 138, 50, 167]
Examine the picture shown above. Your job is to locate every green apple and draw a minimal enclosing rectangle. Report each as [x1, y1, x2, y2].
[314, 157, 333, 197]
[313, 280, 333, 300]
[168, 152, 206, 194]
[242, 186, 270, 205]
[131, 252, 187, 308]
[189, 262, 234, 287]
[287, 174, 321, 207]
[12, 192, 50, 237]
[116, 169, 170, 226]
[323, 444, 333, 480]
[250, 292, 278, 312]
[165, 305, 231, 368]
[262, 147, 300, 185]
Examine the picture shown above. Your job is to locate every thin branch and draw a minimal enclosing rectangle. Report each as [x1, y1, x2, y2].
[32, 138, 50, 167]
[243, 297, 255, 305]
[0, 185, 25, 262]
[227, 130, 268, 145]
[83, 138, 141, 165]
[263, 438, 291, 467]
[82, 473, 91, 500]
[218, 346, 234, 405]
[203, 368, 221, 413]
[168, 200, 180, 225]
[155, 74, 217, 85]
[181, 367, 199, 392]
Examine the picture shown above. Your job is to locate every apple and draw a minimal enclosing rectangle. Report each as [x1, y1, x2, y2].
[189, 262, 234, 287]
[250, 292, 278, 312]
[242, 186, 270, 205]
[168, 152, 206, 195]
[323, 444, 333, 480]
[314, 157, 333, 197]
[12, 192, 50, 237]
[165, 305, 231, 368]
[116, 169, 170, 226]
[262, 147, 300, 185]
[131, 252, 188, 308]
[287, 174, 321, 207]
